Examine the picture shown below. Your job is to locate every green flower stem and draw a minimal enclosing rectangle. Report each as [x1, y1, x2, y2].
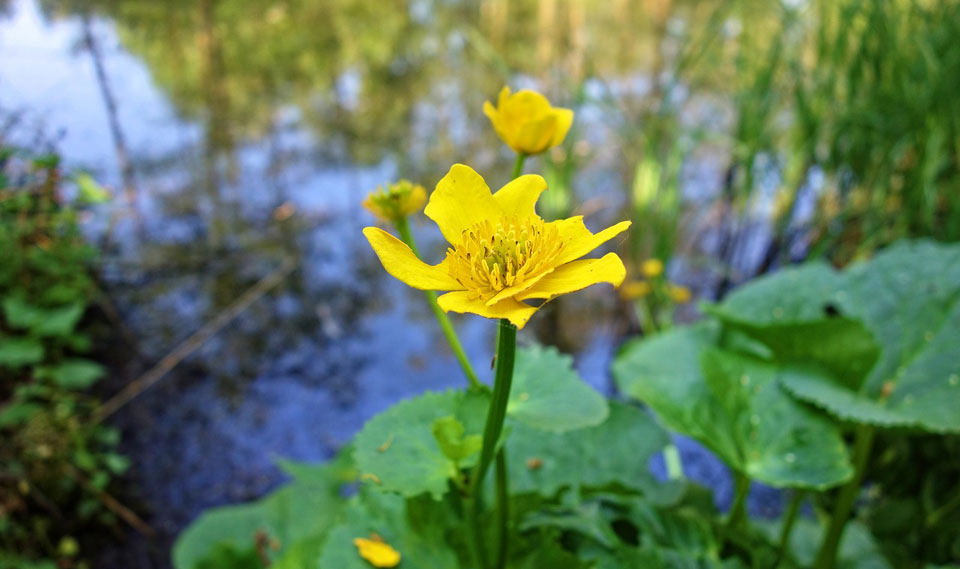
[469, 318, 517, 569]
[727, 471, 751, 530]
[774, 490, 805, 568]
[814, 424, 875, 569]
[512, 153, 527, 179]
[464, 495, 488, 569]
[393, 216, 483, 391]
[493, 450, 509, 569]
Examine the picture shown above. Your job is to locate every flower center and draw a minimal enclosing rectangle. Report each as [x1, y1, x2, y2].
[446, 216, 562, 300]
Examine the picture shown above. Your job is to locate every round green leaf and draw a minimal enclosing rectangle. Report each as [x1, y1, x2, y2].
[352, 389, 488, 499]
[507, 345, 609, 433]
[507, 401, 669, 496]
[613, 326, 853, 489]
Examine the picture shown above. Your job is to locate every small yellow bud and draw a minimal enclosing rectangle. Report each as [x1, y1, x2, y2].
[641, 258, 664, 279]
[667, 284, 692, 304]
[619, 280, 652, 300]
[363, 180, 427, 222]
[482, 86, 574, 155]
[354, 536, 401, 567]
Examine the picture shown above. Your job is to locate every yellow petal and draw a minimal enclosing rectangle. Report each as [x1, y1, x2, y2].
[484, 267, 554, 306]
[363, 227, 462, 291]
[511, 113, 558, 155]
[353, 537, 401, 568]
[550, 108, 574, 147]
[550, 217, 632, 265]
[517, 253, 626, 301]
[424, 164, 502, 245]
[436, 291, 538, 329]
[492, 174, 547, 220]
[497, 85, 512, 107]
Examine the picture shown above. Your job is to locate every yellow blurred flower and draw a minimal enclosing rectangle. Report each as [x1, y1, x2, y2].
[619, 280, 652, 300]
[363, 180, 427, 222]
[483, 87, 574, 155]
[364, 164, 630, 329]
[354, 536, 401, 567]
[641, 258, 664, 278]
[667, 283, 692, 304]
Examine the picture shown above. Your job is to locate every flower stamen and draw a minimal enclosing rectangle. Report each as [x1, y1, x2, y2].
[446, 216, 562, 301]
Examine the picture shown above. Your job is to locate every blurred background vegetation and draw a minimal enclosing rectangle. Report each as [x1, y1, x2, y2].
[1, 0, 958, 567]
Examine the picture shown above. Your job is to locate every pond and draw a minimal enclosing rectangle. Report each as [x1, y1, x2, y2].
[0, 0, 786, 565]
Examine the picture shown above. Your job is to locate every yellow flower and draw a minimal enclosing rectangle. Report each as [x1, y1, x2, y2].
[363, 180, 427, 222]
[667, 283, 692, 304]
[483, 87, 574, 155]
[641, 258, 664, 279]
[619, 280, 652, 300]
[354, 536, 401, 568]
[363, 164, 629, 329]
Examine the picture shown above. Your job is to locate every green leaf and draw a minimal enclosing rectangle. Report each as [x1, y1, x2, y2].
[506, 344, 609, 432]
[0, 336, 44, 367]
[0, 401, 43, 427]
[73, 172, 111, 204]
[317, 491, 458, 569]
[431, 416, 482, 462]
[507, 401, 669, 496]
[520, 502, 621, 548]
[190, 543, 263, 569]
[770, 519, 892, 569]
[43, 359, 106, 389]
[2, 298, 85, 337]
[352, 389, 487, 499]
[717, 240, 960, 433]
[172, 456, 349, 569]
[613, 325, 852, 489]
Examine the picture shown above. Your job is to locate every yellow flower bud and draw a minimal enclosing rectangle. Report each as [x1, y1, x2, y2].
[619, 280, 652, 300]
[667, 283, 692, 304]
[641, 258, 664, 279]
[354, 536, 401, 567]
[482, 87, 574, 155]
[363, 180, 427, 222]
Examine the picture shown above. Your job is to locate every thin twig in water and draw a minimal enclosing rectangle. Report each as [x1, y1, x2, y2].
[93, 256, 296, 422]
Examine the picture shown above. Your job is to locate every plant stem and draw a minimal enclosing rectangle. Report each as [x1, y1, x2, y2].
[494, 450, 509, 569]
[512, 153, 527, 180]
[394, 216, 483, 391]
[727, 471, 751, 530]
[774, 490, 805, 568]
[663, 442, 684, 479]
[469, 318, 517, 569]
[814, 425, 875, 569]
[464, 494, 488, 569]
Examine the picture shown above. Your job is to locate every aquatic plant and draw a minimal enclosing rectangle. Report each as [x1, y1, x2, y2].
[174, 85, 959, 569]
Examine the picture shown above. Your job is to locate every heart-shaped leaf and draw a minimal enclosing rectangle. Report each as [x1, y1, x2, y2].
[507, 344, 609, 433]
[613, 325, 853, 489]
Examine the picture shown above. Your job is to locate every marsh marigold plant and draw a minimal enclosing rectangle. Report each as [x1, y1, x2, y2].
[483, 87, 574, 156]
[363, 164, 629, 329]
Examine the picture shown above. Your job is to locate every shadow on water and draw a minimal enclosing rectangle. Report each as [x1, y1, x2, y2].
[0, 0, 789, 565]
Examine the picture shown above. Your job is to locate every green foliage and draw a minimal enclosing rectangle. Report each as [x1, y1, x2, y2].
[353, 389, 488, 499]
[614, 324, 853, 489]
[173, 457, 353, 569]
[0, 146, 118, 566]
[506, 344, 608, 433]
[507, 402, 667, 497]
[715, 240, 960, 433]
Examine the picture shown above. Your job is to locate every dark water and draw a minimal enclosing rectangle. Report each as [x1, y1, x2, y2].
[0, 0, 788, 565]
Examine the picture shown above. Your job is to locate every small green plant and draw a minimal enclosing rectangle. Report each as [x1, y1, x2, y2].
[0, 146, 124, 568]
